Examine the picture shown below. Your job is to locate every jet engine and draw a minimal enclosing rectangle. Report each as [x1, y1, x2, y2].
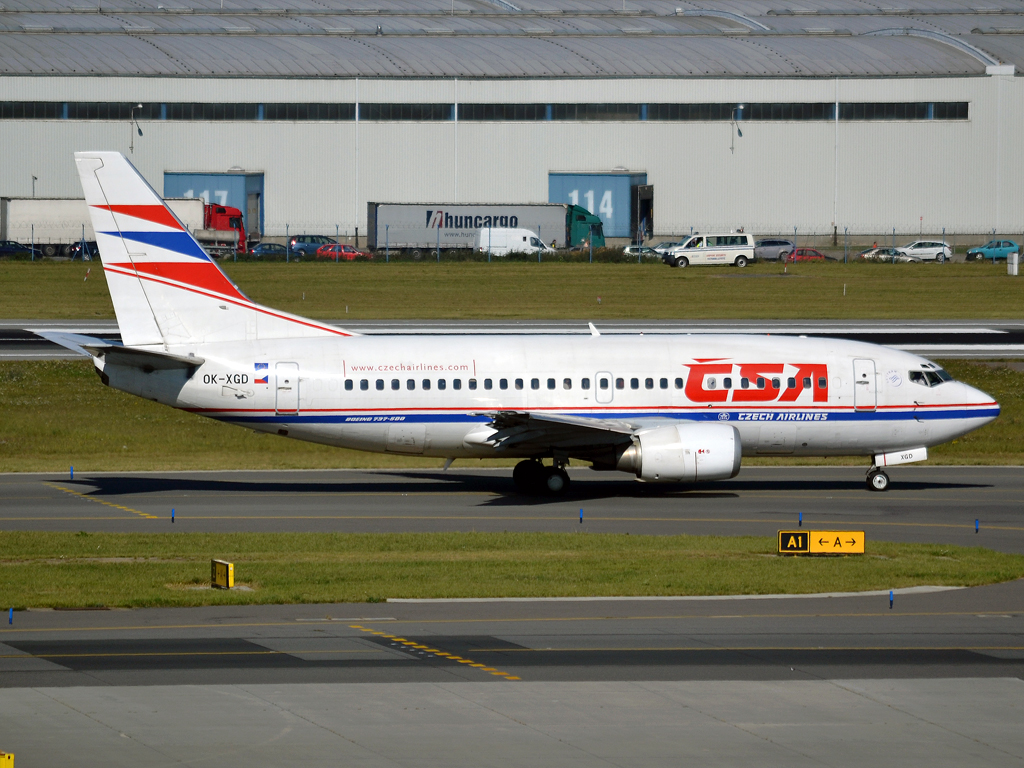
[614, 422, 742, 482]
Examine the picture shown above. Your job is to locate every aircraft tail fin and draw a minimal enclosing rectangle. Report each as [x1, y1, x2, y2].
[74, 151, 350, 347]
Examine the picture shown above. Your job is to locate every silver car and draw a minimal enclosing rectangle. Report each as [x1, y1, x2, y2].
[754, 238, 795, 261]
[652, 241, 682, 255]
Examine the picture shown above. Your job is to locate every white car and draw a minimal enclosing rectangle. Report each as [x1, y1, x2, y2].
[895, 241, 951, 262]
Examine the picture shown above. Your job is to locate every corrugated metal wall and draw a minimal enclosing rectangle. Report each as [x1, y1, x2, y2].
[0, 74, 1019, 237]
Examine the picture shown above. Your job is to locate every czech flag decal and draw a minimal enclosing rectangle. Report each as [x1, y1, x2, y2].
[254, 362, 268, 384]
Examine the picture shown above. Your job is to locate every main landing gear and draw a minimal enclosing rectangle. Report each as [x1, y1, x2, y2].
[513, 459, 570, 496]
[866, 467, 890, 492]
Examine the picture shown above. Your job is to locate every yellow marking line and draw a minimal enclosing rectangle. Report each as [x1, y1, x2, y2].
[45, 483, 158, 520]
[3, 609, 1020, 635]
[351, 624, 519, 680]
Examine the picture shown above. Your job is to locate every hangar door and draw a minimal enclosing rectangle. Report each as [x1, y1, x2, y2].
[164, 172, 265, 238]
[549, 172, 649, 239]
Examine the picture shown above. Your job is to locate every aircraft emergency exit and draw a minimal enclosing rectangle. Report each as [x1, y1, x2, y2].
[45, 152, 1000, 495]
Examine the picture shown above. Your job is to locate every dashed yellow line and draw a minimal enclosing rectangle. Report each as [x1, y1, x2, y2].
[350, 624, 520, 680]
[46, 483, 158, 520]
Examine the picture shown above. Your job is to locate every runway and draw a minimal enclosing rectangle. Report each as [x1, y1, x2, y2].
[4, 466, 1024, 764]
[3, 466, 1023, 551]
[1, 585, 1023, 765]
[4, 318, 1024, 359]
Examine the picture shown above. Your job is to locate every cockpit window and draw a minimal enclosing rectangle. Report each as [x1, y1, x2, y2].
[910, 369, 952, 387]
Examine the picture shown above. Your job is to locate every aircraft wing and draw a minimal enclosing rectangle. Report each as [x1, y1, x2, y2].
[36, 331, 204, 371]
[472, 410, 679, 454]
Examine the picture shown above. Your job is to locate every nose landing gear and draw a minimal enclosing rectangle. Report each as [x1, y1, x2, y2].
[866, 467, 890, 492]
[513, 459, 571, 496]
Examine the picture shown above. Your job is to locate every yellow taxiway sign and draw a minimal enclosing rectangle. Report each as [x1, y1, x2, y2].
[778, 530, 865, 555]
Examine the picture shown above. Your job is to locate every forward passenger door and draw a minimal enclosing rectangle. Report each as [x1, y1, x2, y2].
[853, 359, 876, 411]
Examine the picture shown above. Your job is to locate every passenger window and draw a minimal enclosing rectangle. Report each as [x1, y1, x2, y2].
[616, 378, 625, 389]
[499, 378, 508, 390]
[787, 377, 796, 389]
[438, 379, 446, 390]
[645, 378, 653, 389]
[360, 379, 369, 391]
[422, 379, 431, 390]
[407, 379, 415, 390]
[376, 379, 384, 390]
[563, 378, 572, 390]
[345, 379, 353, 391]
[515, 378, 524, 390]
[803, 377, 811, 389]
[453, 379, 461, 390]
[484, 378, 492, 390]
[741, 378, 749, 389]
[723, 377, 732, 389]
[582, 378, 590, 390]
[707, 377, 716, 390]
[469, 379, 477, 390]
[547, 378, 556, 389]
[756, 377, 765, 389]
[817, 377, 826, 389]
[674, 377, 683, 389]
[531, 378, 540, 390]
[771, 378, 780, 389]
[660, 378, 668, 389]
[630, 378, 639, 390]
[391, 379, 400, 390]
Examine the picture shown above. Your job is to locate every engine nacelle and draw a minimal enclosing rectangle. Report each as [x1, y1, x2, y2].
[616, 423, 742, 482]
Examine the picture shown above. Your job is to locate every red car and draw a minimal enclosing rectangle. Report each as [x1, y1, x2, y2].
[785, 247, 828, 262]
[316, 243, 372, 261]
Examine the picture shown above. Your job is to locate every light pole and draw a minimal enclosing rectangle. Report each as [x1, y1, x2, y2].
[31, 175, 37, 197]
[730, 104, 744, 154]
[129, 103, 144, 154]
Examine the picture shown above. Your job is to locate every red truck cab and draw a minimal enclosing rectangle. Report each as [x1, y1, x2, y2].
[203, 204, 247, 254]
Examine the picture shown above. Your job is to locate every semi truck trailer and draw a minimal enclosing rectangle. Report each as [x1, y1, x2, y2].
[0, 197, 249, 257]
[367, 202, 604, 256]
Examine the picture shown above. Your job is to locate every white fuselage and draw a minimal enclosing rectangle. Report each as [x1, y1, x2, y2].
[98, 333, 998, 462]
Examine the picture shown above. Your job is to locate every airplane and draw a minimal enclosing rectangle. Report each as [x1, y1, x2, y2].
[42, 151, 999, 495]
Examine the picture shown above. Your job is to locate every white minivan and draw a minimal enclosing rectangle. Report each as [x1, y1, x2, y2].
[663, 233, 755, 268]
[477, 227, 554, 256]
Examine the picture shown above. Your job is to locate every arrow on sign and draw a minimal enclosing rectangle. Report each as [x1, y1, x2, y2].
[846, 538, 857, 545]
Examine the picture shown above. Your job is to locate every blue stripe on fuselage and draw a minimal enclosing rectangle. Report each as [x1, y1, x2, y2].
[212, 407, 1000, 425]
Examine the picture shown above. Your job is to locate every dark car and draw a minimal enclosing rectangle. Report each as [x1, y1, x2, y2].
[754, 238, 795, 261]
[250, 242, 288, 258]
[68, 241, 99, 260]
[0, 240, 41, 258]
[786, 247, 831, 262]
[289, 235, 337, 257]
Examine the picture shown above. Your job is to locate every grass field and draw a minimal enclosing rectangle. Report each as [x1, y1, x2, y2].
[0, 359, 1020, 472]
[3, 531, 1022, 608]
[2, 260, 1023, 320]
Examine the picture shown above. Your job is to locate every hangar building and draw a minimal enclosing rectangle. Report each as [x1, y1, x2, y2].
[1, 0, 1023, 240]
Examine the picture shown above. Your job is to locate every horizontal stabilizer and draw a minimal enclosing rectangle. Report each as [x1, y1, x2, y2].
[36, 331, 204, 371]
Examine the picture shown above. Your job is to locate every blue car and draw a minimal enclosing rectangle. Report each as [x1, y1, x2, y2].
[967, 239, 1018, 262]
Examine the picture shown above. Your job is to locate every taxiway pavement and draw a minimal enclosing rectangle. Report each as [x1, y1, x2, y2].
[3, 466, 1022, 551]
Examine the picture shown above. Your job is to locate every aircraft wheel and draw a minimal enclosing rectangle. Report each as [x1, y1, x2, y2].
[867, 470, 890, 492]
[513, 460, 546, 494]
[544, 467, 570, 495]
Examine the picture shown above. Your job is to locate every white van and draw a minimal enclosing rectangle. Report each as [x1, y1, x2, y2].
[663, 233, 755, 268]
[477, 227, 554, 256]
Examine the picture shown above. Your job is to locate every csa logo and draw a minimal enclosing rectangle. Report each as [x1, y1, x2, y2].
[717, 412, 730, 421]
[886, 370, 903, 387]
